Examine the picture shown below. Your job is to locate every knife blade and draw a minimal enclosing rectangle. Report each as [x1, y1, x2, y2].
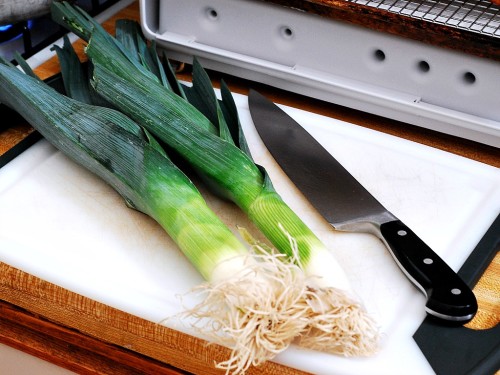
[248, 89, 477, 323]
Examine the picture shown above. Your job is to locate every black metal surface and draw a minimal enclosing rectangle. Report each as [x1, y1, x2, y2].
[414, 214, 500, 375]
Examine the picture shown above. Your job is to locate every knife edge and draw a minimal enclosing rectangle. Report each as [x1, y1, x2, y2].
[248, 89, 478, 323]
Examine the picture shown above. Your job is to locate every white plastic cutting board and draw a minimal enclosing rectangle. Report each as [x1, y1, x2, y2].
[1, 93, 499, 375]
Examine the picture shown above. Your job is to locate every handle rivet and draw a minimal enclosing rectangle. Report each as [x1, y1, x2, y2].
[451, 288, 462, 295]
[397, 230, 407, 236]
[423, 258, 433, 264]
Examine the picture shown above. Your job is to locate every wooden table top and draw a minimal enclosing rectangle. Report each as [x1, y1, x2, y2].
[0, 2, 498, 374]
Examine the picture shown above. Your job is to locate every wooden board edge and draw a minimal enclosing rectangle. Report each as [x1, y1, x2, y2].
[0, 300, 187, 375]
[0, 262, 310, 375]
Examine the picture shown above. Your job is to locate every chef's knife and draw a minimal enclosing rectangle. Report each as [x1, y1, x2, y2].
[248, 89, 477, 323]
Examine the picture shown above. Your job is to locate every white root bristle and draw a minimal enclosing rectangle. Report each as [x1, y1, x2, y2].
[180, 228, 380, 374]
[277, 224, 380, 356]
[254, 226, 379, 355]
[183, 250, 313, 375]
[295, 286, 380, 356]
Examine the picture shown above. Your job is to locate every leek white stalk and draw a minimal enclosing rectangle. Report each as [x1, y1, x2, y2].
[0, 58, 341, 374]
[51, 1, 380, 357]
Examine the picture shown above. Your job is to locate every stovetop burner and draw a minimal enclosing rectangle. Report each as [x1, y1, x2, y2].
[0, 22, 27, 44]
[0, 0, 121, 62]
[0, 20, 33, 45]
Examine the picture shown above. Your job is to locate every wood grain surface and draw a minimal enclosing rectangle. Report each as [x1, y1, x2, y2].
[465, 252, 500, 330]
[0, 1, 498, 374]
[0, 262, 310, 375]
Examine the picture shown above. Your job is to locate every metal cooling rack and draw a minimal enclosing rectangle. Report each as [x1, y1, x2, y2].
[348, 0, 500, 37]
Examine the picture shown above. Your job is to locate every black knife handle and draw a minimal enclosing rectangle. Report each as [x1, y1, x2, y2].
[380, 220, 478, 323]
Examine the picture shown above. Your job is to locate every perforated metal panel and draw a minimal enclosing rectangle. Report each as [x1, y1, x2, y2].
[141, 0, 500, 146]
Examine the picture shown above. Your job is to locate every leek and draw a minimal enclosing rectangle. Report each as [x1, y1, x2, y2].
[0, 57, 331, 374]
[50, 1, 379, 356]
[0, 58, 243, 281]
